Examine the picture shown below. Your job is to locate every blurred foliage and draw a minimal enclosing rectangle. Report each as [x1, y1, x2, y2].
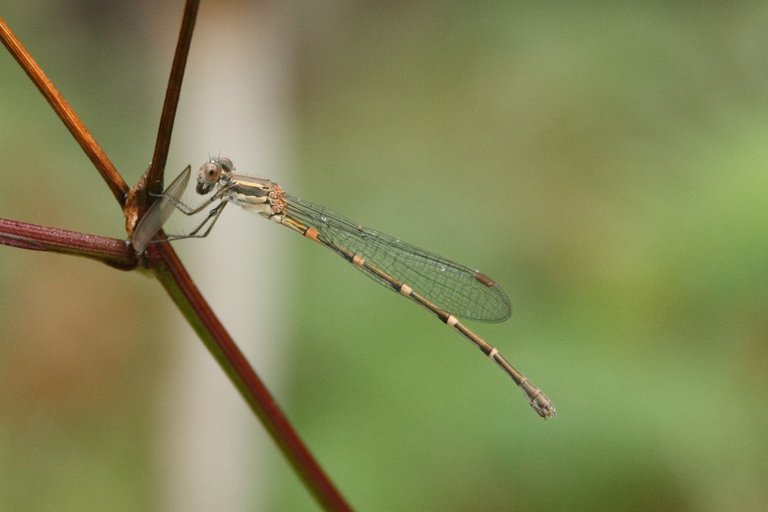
[1, 1, 767, 511]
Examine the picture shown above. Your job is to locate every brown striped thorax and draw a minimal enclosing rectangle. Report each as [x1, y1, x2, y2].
[196, 157, 286, 216]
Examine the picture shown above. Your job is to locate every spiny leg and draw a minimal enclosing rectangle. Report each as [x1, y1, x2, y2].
[149, 187, 228, 216]
[150, 201, 229, 244]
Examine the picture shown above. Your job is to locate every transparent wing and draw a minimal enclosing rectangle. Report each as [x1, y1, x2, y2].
[285, 194, 511, 322]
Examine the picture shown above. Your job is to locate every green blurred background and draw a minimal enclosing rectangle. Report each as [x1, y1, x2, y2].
[1, 1, 767, 510]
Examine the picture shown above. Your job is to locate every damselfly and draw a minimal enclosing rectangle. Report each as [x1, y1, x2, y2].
[131, 158, 556, 418]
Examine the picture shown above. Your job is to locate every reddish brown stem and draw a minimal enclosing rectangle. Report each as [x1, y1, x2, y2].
[0, 218, 136, 270]
[147, 242, 351, 511]
[125, 0, 200, 235]
[147, 0, 200, 193]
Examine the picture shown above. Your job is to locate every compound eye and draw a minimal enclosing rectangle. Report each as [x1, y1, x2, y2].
[218, 157, 234, 172]
[200, 162, 220, 184]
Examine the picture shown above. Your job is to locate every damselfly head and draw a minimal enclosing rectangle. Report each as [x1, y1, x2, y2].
[197, 157, 233, 194]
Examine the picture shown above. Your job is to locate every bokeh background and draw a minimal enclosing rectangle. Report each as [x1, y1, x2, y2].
[2, 1, 767, 510]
